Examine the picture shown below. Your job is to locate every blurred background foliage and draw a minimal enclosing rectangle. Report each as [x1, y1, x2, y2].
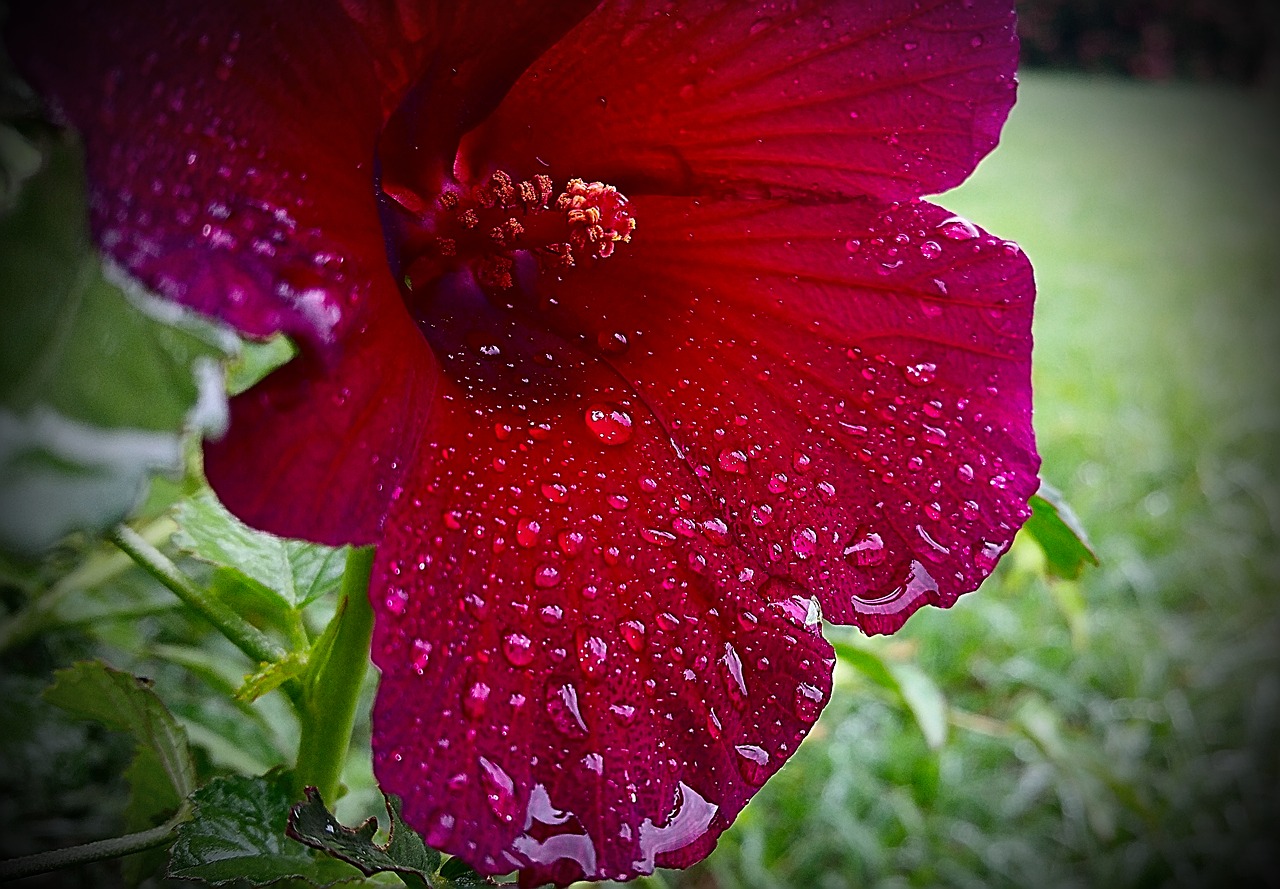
[3, 10, 1279, 889]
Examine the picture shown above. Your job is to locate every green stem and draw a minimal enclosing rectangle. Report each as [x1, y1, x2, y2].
[294, 546, 375, 804]
[0, 817, 180, 881]
[110, 524, 287, 665]
[0, 517, 176, 653]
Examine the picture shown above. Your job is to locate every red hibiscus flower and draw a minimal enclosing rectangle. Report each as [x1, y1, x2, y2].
[9, 1, 1038, 885]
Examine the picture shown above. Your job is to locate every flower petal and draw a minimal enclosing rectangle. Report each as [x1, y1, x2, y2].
[459, 0, 1019, 201]
[7, 1, 429, 346]
[370, 358, 834, 885]
[203, 302, 438, 545]
[7, 2, 595, 543]
[519, 196, 1038, 633]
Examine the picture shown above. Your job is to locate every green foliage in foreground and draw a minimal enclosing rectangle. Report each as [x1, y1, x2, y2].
[0, 74, 1276, 888]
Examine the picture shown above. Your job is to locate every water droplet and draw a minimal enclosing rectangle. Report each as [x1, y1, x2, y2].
[610, 702, 637, 725]
[768, 473, 789, 494]
[961, 500, 981, 520]
[937, 215, 980, 240]
[957, 463, 975, 483]
[672, 516, 698, 537]
[737, 610, 759, 631]
[478, 756, 519, 822]
[792, 450, 813, 473]
[539, 604, 564, 625]
[750, 503, 773, 526]
[734, 744, 771, 784]
[581, 752, 604, 775]
[607, 493, 630, 510]
[975, 540, 1006, 572]
[557, 529, 585, 557]
[718, 448, 748, 475]
[794, 683, 824, 721]
[844, 532, 886, 566]
[541, 482, 568, 502]
[919, 239, 942, 259]
[701, 517, 731, 545]
[424, 811, 455, 847]
[585, 403, 633, 445]
[546, 681, 589, 737]
[597, 330, 629, 354]
[641, 528, 677, 547]
[845, 238, 861, 253]
[516, 517, 541, 548]
[816, 480, 837, 500]
[410, 638, 432, 674]
[904, 362, 937, 386]
[656, 612, 681, 631]
[463, 681, 490, 720]
[576, 630, 608, 679]
[722, 643, 747, 702]
[620, 620, 647, 652]
[791, 527, 818, 559]
[384, 587, 409, 615]
[502, 631, 535, 667]
[533, 563, 561, 588]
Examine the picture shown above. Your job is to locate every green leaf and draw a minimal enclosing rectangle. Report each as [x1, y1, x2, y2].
[885, 662, 949, 750]
[44, 661, 197, 823]
[832, 640, 949, 749]
[168, 771, 358, 886]
[174, 488, 348, 611]
[1024, 480, 1099, 580]
[236, 652, 309, 704]
[286, 788, 440, 887]
[0, 121, 234, 556]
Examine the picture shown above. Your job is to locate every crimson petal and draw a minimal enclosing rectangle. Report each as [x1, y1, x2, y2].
[6, 2, 596, 543]
[500, 196, 1038, 632]
[371, 359, 834, 885]
[459, 0, 1019, 201]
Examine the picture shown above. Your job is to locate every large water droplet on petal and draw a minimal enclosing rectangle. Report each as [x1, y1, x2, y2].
[478, 756, 519, 822]
[546, 681, 589, 737]
[585, 403, 633, 445]
[844, 531, 886, 566]
[734, 744, 771, 785]
[794, 683, 824, 722]
[502, 631, 535, 667]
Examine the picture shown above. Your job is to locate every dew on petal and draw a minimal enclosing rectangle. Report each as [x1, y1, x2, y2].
[516, 517, 541, 548]
[722, 643, 747, 702]
[844, 531, 886, 566]
[533, 563, 562, 588]
[794, 683, 824, 722]
[620, 619, 647, 652]
[585, 403, 633, 445]
[558, 529, 586, 557]
[502, 631, 535, 667]
[937, 215, 980, 240]
[904, 362, 937, 386]
[477, 756, 519, 823]
[717, 448, 748, 475]
[734, 744, 771, 785]
[463, 681, 491, 720]
[546, 681, 589, 737]
[576, 629, 608, 679]
[791, 526, 818, 559]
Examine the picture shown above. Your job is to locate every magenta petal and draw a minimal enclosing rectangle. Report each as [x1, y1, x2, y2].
[203, 301, 438, 546]
[524, 196, 1038, 632]
[6, 1, 433, 348]
[460, 0, 1019, 201]
[370, 373, 835, 885]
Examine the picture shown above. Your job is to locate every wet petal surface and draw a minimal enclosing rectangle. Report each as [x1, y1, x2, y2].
[486, 196, 1039, 631]
[371, 348, 834, 885]
[461, 0, 1019, 201]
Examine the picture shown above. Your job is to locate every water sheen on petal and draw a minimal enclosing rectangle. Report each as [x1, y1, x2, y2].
[370, 369, 835, 886]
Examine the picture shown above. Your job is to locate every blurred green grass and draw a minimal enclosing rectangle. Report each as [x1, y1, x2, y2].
[661, 74, 1280, 889]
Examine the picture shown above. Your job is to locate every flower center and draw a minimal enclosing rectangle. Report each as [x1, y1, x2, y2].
[390, 171, 635, 292]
